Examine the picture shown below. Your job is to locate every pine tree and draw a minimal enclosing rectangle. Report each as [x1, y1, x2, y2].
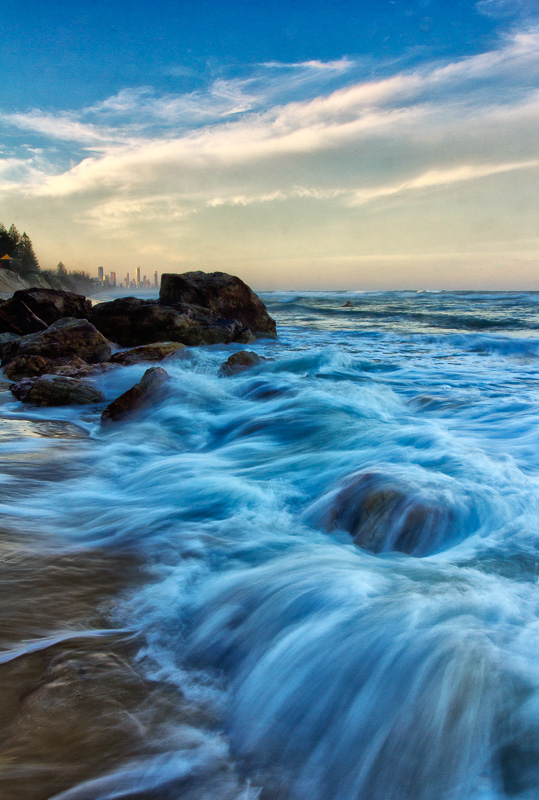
[7, 224, 21, 253]
[0, 223, 11, 256]
[17, 232, 40, 273]
[56, 261, 68, 276]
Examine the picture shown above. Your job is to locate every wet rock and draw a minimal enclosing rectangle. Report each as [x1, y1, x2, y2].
[91, 296, 253, 347]
[111, 341, 186, 366]
[160, 271, 277, 338]
[11, 375, 104, 406]
[0, 297, 48, 335]
[12, 288, 92, 325]
[319, 471, 470, 556]
[3, 354, 96, 381]
[219, 350, 267, 376]
[101, 366, 169, 425]
[1, 318, 111, 367]
[0, 332, 20, 360]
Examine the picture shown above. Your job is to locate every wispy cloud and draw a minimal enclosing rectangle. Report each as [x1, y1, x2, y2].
[350, 159, 539, 204]
[477, 0, 539, 21]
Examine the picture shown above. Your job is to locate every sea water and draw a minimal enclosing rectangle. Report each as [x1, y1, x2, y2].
[1, 290, 539, 800]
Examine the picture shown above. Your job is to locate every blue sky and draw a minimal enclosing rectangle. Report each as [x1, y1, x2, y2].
[1, 0, 538, 288]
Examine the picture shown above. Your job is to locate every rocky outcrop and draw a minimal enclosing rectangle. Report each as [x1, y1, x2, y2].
[11, 375, 104, 406]
[12, 288, 92, 325]
[159, 271, 276, 338]
[1, 318, 111, 368]
[101, 367, 169, 425]
[219, 350, 267, 376]
[0, 270, 59, 300]
[110, 341, 186, 366]
[90, 297, 254, 347]
[0, 297, 48, 335]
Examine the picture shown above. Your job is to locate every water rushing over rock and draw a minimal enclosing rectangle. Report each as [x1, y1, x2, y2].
[1, 289, 539, 799]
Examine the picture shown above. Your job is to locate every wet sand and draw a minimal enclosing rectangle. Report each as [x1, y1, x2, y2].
[0, 399, 184, 799]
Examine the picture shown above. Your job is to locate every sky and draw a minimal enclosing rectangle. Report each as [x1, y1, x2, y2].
[1, 0, 538, 289]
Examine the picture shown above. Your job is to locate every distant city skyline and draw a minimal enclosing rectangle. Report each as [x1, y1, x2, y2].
[0, 1, 538, 289]
[97, 266, 159, 289]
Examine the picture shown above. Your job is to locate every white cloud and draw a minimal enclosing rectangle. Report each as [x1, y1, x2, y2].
[4, 112, 112, 144]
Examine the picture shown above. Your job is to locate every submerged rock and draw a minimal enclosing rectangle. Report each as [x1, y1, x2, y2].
[11, 375, 104, 406]
[0, 297, 48, 336]
[101, 366, 169, 425]
[159, 271, 277, 338]
[90, 297, 253, 347]
[318, 471, 474, 556]
[12, 288, 92, 325]
[111, 341, 186, 366]
[1, 318, 111, 367]
[219, 350, 267, 376]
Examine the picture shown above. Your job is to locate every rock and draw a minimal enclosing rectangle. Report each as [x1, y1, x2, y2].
[0, 297, 48, 336]
[0, 332, 21, 360]
[219, 350, 266, 376]
[101, 366, 169, 425]
[90, 297, 253, 347]
[12, 288, 92, 325]
[159, 271, 276, 338]
[3, 354, 96, 381]
[318, 471, 472, 556]
[111, 341, 186, 366]
[11, 375, 104, 406]
[1, 318, 111, 367]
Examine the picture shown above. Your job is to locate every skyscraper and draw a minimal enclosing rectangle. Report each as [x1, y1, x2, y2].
[98, 266, 104, 282]
[110, 271, 116, 286]
[154, 271, 158, 288]
[136, 266, 141, 287]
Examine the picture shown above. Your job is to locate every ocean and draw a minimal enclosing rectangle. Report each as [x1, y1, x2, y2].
[1, 290, 538, 800]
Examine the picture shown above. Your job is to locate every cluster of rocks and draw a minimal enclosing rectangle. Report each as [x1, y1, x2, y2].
[0, 271, 276, 424]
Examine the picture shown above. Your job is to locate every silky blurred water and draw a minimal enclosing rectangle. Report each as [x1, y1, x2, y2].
[1, 290, 539, 800]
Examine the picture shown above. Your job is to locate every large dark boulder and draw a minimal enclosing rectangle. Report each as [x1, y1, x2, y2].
[101, 367, 169, 425]
[10, 375, 104, 406]
[90, 297, 254, 347]
[12, 288, 92, 325]
[159, 271, 276, 338]
[1, 318, 111, 367]
[0, 297, 48, 335]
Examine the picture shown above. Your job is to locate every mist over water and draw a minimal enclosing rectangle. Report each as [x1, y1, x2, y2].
[2, 290, 539, 799]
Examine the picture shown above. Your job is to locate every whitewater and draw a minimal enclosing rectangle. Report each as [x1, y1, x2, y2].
[1, 290, 538, 800]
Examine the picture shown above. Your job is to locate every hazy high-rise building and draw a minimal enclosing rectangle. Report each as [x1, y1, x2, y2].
[136, 266, 141, 287]
[125, 272, 129, 287]
[154, 271, 158, 288]
[110, 271, 116, 286]
[98, 266, 104, 282]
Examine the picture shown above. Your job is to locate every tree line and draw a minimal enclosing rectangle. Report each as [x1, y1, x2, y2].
[0, 222, 40, 274]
